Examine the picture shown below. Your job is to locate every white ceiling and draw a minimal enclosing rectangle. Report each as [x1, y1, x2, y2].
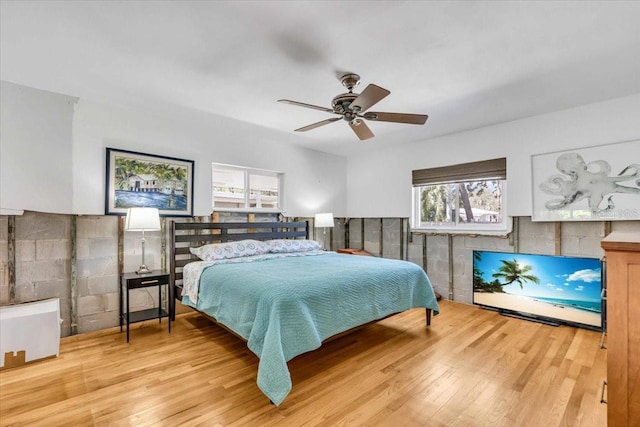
[1, 1, 639, 157]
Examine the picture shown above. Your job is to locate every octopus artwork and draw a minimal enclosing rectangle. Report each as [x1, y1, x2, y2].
[539, 152, 640, 213]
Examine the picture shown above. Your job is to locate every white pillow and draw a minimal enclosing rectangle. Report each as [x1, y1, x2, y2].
[189, 239, 268, 261]
[267, 239, 322, 254]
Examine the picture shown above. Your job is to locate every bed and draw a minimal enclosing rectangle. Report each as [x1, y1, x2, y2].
[170, 220, 440, 405]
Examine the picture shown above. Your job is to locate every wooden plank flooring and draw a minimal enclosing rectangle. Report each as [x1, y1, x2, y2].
[0, 300, 607, 426]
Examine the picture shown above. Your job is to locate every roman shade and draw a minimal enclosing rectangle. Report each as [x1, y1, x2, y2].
[412, 157, 506, 186]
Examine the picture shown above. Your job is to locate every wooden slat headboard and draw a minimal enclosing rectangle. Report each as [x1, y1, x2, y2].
[169, 220, 309, 302]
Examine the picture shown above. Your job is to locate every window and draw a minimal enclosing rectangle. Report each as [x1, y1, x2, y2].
[212, 164, 283, 211]
[411, 158, 510, 234]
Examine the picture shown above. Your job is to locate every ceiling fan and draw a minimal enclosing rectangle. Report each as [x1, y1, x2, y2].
[278, 73, 428, 141]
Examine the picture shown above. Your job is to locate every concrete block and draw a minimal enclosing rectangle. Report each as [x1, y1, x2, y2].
[0, 241, 7, 265]
[58, 297, 71, 337]
[331, 220, 346, 250]
[454, 288, 472, 304]
[562, 221, 604, 239]
[77, 295, 105, 316]
[87, 275, 118, 295]
[560, 236, 581, 255]
[77, 257, 117, 278]
[17, 259, 68, 283]
[75, 239, 90, 260]
[33, 279, 70, 300]
[104, 292, 119, 312]
[78, 311, 119, 334]
[16, 212, 70, 240]
[128, 288, 159, 311]
[85, 238, 118, 259]
[347, 219, 364, 248]
[407, 243, 423, 267]
[610, 220, 640, 233]
[576, 236, 606, 258]
[76, 216, 118, 239]
[15, 240, 36, 262]
[383, 243, 402, 260]
[363, 219, 381, 241]
[36, 240, 70, 260]
[14, 282, 36, 302]
[520, 236, 555, 254]
[432, 285, 448, 300]
[76, 276, 90, 297]
[519, 217, 555, 239]
[0, 270, 9, 305]
[0, 216, 7, 241]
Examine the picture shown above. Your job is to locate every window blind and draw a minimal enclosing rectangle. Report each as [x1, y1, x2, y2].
[412, 157, 506, 186]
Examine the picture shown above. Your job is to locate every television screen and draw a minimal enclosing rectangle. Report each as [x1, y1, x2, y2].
[473, 250, 603, 330]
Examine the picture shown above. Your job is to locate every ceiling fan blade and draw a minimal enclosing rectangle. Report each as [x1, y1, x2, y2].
[349, 119, 374, 140]
[349, 84, 390, 112]
[363, 111, 428, 125]
[294, 117, 342, 132]
[278, 99, 335, 114]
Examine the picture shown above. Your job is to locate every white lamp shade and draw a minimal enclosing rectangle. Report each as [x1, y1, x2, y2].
[124, 207, 161, 231]
[314, 212, 334, 228]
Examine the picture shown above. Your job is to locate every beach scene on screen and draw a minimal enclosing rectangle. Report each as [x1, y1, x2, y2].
[473, 250, 602, 329]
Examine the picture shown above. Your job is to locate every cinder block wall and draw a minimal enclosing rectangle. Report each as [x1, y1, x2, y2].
[348, 216, 639, 305]
[76, 215, 119, 333]
[1, 212, 638, 337]
[0, 212, 73, 335]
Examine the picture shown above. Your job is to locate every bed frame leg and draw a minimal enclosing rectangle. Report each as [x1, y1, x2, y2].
[425, 308, 432, 326]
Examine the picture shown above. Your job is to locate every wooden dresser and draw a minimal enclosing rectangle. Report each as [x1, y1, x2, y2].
[601, 231, 640, 427]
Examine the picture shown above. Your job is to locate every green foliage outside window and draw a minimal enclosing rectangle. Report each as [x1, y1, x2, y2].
[418, 180, 503, 226]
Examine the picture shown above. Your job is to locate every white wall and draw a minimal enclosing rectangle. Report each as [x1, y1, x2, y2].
[346, 94, 640, 218]
[0, 82, 77, 214]
[72, 99, 347, 217]
[3, 80, 638, 220]
[0, 81, 347, 217]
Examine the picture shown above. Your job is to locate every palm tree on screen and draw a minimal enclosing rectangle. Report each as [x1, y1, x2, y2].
[492, 259, 540, 289]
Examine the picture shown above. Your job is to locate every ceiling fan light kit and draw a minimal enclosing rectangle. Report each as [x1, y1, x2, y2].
[278, 73, 428, 141]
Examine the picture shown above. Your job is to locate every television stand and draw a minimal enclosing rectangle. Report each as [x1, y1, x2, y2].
[498, 309, 560, 327]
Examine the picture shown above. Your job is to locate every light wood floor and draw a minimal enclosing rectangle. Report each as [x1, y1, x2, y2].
[0, 300, 607, 426]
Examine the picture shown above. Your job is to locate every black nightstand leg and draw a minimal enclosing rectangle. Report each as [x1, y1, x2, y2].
[168, 282, 171, 333]
[126, 285, 130, 343]
[119, 279, 123, 332]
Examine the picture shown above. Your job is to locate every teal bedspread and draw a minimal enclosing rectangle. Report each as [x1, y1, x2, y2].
[182, 252, 439, 405]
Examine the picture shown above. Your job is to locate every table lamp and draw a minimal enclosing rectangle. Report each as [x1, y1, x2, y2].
[125, 207, 161, 274]
[314, 212, 334, 250]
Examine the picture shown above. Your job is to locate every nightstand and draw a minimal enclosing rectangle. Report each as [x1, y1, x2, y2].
[337, 248, 374, 256]
[120, 270, 171, 342]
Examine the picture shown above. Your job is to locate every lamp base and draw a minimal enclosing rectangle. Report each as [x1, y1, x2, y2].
[135, 265, 152, 275]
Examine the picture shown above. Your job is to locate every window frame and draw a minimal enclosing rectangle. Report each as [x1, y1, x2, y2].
[411, 158, 511, 235]
[212, 163, 284, 213]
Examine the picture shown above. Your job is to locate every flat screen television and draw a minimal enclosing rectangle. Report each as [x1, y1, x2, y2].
[473, 250, 603, 331]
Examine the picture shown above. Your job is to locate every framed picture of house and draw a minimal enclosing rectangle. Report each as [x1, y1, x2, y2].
[531, 139, 640, 221]
[105, 148, 194, 216]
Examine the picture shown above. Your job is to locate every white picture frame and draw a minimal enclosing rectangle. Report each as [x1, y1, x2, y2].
[531, 140, 640, 222]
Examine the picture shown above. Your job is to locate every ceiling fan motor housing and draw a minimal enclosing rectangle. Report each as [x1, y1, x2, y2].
[339, 73, 360, 91]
